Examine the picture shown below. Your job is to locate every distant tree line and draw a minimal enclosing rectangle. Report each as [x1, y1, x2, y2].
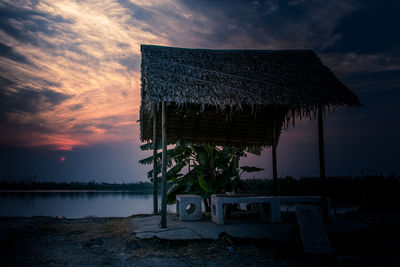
[0, 180, 158, 193]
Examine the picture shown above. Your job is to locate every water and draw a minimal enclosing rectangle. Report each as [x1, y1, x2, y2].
[0, 191, 176, 218]
[0, 191, 356, 218]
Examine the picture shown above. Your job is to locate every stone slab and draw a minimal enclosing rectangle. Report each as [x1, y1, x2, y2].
[135, 232, 157, 239]
[132, 214, 298, 242]
[223, 223, 295, 241]
[134, 216, 181, 233]
[296, 204, 334, 255]
[131, 211, 370, 249]
[155, 228, 202, 240]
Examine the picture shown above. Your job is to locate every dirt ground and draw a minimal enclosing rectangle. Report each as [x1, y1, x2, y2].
[0, 211, 399, 266]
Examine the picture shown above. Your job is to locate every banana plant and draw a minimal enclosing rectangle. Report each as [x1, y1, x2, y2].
[139, 142, 264, 211]
[139, 140, 192, 182]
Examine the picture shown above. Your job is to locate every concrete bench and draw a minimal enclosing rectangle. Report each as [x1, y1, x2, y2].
[211, 194, 322, 224]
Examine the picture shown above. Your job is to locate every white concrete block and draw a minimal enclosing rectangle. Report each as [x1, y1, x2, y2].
[211, 196, 224, 224]
[176, 194, 202, 221]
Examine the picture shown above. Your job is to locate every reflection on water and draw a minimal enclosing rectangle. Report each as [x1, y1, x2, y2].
[0, 191, 175, 218]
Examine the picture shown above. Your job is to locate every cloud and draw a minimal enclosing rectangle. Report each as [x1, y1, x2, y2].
[0, 87, 72, 115]
[152, 0, 354, 50]
[0, 42, 32, 64]
[118, 54, 141, 71]
[325, 0, 400, 55]
[0, 0, 396, 152]
[320, 52, 400, 77]
[0, 75, 15, 87]
[0, 1, 73, 48]
[0, 0, 149, 150]
[68, 103, 83, 111]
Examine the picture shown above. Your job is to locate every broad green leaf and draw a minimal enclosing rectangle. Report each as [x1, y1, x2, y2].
[138, 155, 155, 165]
[167, 161, 186, 177]
[245, 146, 262, 155]
[198, 174, 213, 193]
[167, 183, 184, 204]
[240, 166, 264, 172]
[216, 163, 229, 171]
[231, 157, 239, 176]
[140, 142, 162, 151]
[185, 182, 192, 192]
[214, 174, 232, 190]
[197, 151, 208, 166]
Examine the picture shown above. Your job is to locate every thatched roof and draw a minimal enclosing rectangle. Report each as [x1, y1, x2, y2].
[140, 45, 361, 147]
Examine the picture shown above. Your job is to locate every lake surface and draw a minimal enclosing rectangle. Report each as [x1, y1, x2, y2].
[0, 191, 176, 218]
[0, 191, 356, 218]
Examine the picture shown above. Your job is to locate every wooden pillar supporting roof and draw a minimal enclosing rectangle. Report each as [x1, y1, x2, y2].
[272, 106, 278, 196]
[152, 103, 158, 215]
[318, 107, 328, 220]
[160, 101, 168, 228]
[318, 107, 326, 180]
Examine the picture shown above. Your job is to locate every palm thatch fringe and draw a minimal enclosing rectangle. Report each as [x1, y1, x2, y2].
[140, 45, 361, 146]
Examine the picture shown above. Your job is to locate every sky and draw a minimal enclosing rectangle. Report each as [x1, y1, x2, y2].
[0, 0, 399, 183]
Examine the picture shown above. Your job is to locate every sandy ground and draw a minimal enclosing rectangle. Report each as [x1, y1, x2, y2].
[0, 212, 399, 266]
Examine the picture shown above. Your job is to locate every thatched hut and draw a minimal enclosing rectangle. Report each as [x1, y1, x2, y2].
[139, 44, 361, 227]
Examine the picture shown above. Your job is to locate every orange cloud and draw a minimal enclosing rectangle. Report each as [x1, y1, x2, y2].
[0, 0, 167, 150]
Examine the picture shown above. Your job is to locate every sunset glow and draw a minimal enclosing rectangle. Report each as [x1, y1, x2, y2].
[0, 0, 166, 150]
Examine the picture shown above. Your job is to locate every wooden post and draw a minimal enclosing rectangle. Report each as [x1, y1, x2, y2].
[272, 107, 278, 196]
[152, 104, 158, 215]
[272, 141, 278, 196]
[318, 107, 326, 180]
[318, 107, 328, 220]
[160, 101, 167, 228]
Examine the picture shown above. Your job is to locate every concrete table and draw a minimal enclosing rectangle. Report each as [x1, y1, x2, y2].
[211, 194, 322, 224]
[176, 194, 202, 221]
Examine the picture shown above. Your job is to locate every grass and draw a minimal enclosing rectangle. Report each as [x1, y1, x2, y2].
[42, 217, 138, 243]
